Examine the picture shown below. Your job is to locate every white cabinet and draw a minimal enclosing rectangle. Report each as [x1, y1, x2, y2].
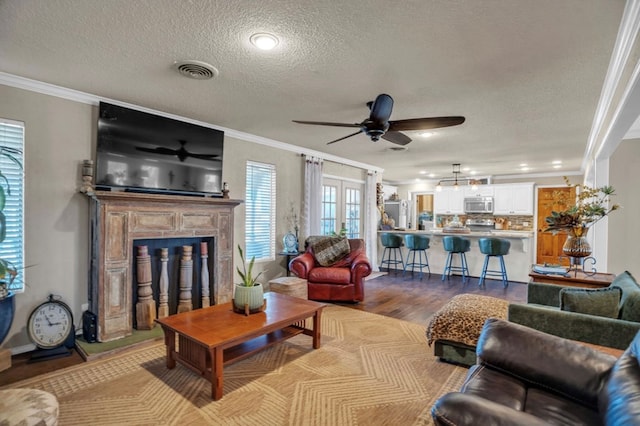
[493, 183, 534, 215]
[463, 184, 494, 198]
[434, 187, 465, 214]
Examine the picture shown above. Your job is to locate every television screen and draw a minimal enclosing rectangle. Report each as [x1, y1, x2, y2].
[95, 102, 224, 195]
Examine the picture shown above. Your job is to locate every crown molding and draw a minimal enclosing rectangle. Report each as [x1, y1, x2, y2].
[0, 72, 384, 174]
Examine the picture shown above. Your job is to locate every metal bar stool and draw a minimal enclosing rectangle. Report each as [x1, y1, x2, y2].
[478, 238, 511, 287]
[379, 233, 404, 273]
[441, 236, 471, 283]
[403, 234, 430, 279]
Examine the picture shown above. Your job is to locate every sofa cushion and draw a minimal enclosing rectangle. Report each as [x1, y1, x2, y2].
[610, 271, 640, 322]
[560, 287, 622, 319]
[307, 236, 350, 267]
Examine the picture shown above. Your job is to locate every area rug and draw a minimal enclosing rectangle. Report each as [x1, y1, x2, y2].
[1, 305, 467, 425]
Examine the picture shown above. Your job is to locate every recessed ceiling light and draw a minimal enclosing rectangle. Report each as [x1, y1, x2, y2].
[250, 33, 279, 50]
[428, 173, 435, 178]
[419, 170, 427, 175]
[552, 160, 562, 165]
[419, 132, 435, 138]
[521, 166, 530, 171]
[553, 164, 562, 169]
[519, 163, 528, 167]
[469, 170, 477, 175]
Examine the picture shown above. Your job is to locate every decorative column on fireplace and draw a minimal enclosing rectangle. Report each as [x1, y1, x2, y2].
[88, 191, 242, 342]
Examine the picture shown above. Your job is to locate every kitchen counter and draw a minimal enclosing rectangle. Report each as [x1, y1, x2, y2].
[377, 228, 534, 283]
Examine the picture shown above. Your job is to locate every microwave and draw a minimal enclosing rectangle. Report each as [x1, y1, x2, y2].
[464, 197, 494, 214]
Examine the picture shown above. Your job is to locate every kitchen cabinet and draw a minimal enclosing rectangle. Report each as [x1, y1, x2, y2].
[463, 184, 494, 198]
[434, 187, 465, 214]
[493, 183, 534, 215]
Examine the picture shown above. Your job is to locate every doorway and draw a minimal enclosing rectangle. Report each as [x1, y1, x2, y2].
[536, 186, 576, 265]
[412, 192, 434, 230]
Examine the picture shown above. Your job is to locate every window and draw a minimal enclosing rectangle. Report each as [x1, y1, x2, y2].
[0, 119, 24, 292]
[245, 161, 276, 261]
[322, 178, 362, 238]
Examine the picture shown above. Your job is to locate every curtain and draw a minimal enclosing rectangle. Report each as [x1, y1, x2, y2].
[364, 172, 379, 271]
[302, 156, 323, 240]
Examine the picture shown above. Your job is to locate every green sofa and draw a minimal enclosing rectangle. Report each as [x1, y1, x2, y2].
[508, 271, 640, 350]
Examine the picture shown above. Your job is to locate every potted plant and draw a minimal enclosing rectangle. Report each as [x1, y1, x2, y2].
[544, 177, 619, 259]
[233, 244, 265, 315]
[0, 146, 22, 344]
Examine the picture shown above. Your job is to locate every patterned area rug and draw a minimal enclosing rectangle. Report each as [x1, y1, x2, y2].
[1, 305, 467, 425]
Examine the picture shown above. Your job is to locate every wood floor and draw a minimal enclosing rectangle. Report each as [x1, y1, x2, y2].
[0, 273, 526, 387]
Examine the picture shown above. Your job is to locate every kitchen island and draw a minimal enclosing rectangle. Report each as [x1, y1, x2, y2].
[377, 229, 534, 283]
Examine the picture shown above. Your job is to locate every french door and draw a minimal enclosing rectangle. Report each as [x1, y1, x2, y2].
[321, 178, 363, 238]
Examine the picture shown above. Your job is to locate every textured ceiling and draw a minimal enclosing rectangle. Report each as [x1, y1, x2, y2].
[0, 0, 627, 183]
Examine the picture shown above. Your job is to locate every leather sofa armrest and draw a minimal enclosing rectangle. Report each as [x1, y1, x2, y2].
[432, 392, 549, 426]
[477, 318, 616, 408]
[508, 303, 640, 350]
[350, 253, 372, 276]
[289, 252, 315, 279]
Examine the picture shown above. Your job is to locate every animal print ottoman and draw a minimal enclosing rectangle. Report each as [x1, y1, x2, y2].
[426, 294, 509, 366]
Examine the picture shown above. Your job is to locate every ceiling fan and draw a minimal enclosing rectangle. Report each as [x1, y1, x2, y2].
[135, 140, 220, 162]
[293, 93, 465, 145]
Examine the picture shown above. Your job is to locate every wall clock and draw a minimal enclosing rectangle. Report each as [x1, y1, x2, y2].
[27, 294, 75, 355]
[283, 232, 298, 253]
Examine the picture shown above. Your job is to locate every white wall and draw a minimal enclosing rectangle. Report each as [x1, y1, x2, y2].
[608, 139, 640, 277]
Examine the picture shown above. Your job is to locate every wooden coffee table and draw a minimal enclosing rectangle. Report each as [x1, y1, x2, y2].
[155, 292, 325, 400]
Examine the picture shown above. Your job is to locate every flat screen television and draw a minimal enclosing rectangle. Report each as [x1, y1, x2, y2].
[95, 102, 224, 196]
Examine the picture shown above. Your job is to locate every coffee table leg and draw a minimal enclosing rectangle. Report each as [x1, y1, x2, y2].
[312, 309, 322, 349]
[163, 328, 176, 369]
[211, 346, 224, 400]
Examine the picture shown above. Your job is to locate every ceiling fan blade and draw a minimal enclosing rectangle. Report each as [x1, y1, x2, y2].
[327, 130, 364, 145]
[189, 153, 220, 160]
[293, 120, 360, 128]
[369, 94, 394, 125]
[388, 116, 466, 132]
[382, 131, 412, 146]
[135, 146, 178, 155]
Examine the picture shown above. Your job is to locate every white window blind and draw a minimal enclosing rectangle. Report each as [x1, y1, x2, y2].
[245, 161, 276, 261]
[0, 119, 25, 292]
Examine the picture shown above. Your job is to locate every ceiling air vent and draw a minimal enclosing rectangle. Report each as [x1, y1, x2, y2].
[173, 60, 219, 80]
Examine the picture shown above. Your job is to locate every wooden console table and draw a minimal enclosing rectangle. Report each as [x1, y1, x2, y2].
[529, 267, 616, 288]
[156, 291, 325, 400]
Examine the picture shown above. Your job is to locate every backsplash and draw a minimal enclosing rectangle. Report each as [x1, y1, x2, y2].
[436, 213, 534, 231]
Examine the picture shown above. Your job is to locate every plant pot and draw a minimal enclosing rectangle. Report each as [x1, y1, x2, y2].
[0, 290, 15, 345]
[233, 283, 265, 315]
[563, 225, 592, 258]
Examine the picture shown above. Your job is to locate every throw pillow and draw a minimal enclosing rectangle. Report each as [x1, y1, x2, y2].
[307, 236, 350, 267]
[559, 287, 622, 319]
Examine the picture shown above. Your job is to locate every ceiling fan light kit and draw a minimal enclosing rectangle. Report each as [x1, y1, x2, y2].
[292, 93, 465, 146]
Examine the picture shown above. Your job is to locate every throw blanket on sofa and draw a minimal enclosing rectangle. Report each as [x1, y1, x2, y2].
[306, 236, 350, 267]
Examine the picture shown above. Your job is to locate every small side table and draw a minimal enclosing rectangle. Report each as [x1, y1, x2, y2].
[278, 251, 303, 276]
[529, 267, 615, 288]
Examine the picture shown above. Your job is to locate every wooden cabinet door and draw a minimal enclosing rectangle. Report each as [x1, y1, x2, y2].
[536, 186, 576, 265]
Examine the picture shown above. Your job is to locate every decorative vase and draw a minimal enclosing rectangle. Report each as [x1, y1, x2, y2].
[0, 290, 15, 345]
[563, 225, 592, 258]
[233, 283, 265, 315]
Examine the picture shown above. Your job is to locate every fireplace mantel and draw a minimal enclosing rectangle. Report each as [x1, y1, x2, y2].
[88, 191, 242, 341]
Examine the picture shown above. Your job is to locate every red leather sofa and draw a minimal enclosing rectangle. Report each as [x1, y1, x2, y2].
[289, 238, 371, 302]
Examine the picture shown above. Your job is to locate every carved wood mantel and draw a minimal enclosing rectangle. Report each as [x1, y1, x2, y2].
[89, 191, 242, 342]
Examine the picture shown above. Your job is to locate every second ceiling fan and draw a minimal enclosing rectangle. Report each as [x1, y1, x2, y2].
[293, 93, 465, 145]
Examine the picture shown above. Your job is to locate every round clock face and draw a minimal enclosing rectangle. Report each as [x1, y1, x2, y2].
[283, 232, 298, 253]
[28, 301, 73, 349]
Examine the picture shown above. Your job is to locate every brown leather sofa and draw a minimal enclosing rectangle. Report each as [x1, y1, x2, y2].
[289, 238, 371, 302]
[432, 318, 640, 425]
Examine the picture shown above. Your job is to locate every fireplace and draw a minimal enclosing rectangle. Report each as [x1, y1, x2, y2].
[88, 191, 241, 342]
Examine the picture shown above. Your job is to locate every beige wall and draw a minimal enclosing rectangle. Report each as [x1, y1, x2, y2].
[608, 139, 640, 277]
[0, 84, 309, 350]
[0, 84, 93, 349]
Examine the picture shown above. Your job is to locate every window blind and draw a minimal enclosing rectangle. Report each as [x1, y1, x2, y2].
[0, 119, 25, 291]
[245, 161, 276, 261]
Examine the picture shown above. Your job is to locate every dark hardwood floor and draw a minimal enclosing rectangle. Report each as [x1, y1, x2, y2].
[0, 273, 526, 386]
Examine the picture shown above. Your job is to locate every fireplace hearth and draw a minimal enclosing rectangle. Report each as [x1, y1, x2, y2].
[88, 191, 241, 342]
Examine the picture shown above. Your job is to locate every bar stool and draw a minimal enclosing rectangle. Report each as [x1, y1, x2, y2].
[403, 234, 431, 279]
[379, 233, 404, 273]
[478, 238, 511, 288]
[441, 236, 471, 283]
